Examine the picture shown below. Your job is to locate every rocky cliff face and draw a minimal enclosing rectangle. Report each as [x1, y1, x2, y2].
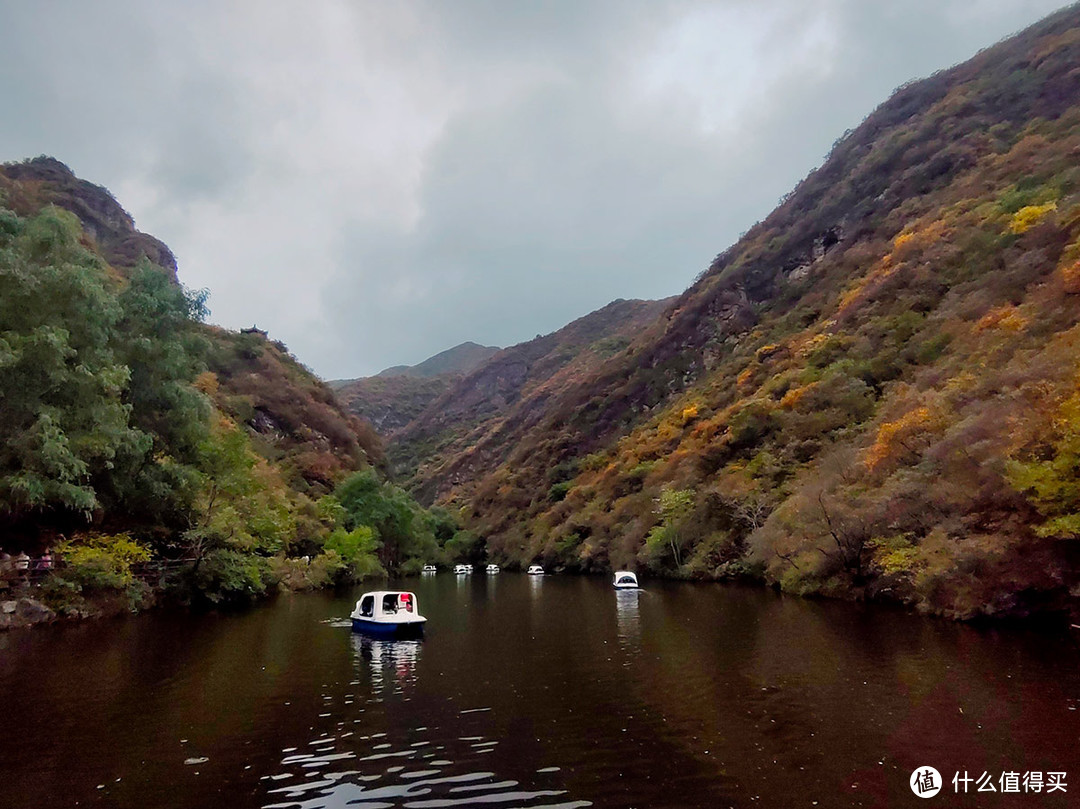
[0, 598, 55, 630]
[0, 157, 178, 279]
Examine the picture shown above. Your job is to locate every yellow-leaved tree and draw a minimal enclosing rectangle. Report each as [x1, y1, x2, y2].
[1008, 380, 1080, 538]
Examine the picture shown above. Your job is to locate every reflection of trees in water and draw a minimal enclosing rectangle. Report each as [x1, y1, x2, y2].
[350, 634, 422, 693]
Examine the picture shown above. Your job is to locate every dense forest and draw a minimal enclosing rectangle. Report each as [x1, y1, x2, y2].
[0, 160, 472, 626]
[345, 5, 1080, 621]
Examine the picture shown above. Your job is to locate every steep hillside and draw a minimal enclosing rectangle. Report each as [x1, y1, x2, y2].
[0, 159, 454, 619]
[203, 327, 384, 490]
[436, 5, 1080, 620]
[391, 297, 672, 500]
[334, 374, 456, 437]
[333, 341, 500, 437]
[0, 157, 381, 494]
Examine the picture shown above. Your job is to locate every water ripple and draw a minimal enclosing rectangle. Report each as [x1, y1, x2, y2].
[258, 637, 590, 809]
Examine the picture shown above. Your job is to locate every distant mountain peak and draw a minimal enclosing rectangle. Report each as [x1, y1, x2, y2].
[375, 341, 501, 379]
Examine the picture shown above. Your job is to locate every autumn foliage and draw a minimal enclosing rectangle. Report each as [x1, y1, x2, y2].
[380, 6, 1080, 621]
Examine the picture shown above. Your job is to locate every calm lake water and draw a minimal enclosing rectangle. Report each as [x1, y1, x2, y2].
[1, 575, 1078, 808]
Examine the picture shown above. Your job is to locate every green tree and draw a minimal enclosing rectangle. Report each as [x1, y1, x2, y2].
[644, 488, 695, 570]
[184, 421, 295, 600]
[335, 468, 439, 571]
[0, 207, 146, 524]
[105, 260, 211, 528]
[324, 524, 384, 581]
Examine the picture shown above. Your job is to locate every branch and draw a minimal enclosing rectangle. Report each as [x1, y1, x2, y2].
[775, 549, 801, 570]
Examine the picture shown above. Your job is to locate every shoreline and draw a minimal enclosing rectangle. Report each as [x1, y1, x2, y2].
[4, 565, 1078, 633]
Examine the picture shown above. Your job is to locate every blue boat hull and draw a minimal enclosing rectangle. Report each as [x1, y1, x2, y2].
[351, 617, 425, 638]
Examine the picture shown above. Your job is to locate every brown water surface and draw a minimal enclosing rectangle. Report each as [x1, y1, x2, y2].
[0, 575, 1077, 808]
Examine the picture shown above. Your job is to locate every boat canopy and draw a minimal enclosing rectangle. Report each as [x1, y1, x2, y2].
[613, 570, 639, 587]
[354, 591, 419, 621]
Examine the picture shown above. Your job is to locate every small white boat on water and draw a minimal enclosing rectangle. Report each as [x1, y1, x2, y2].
[422, 564, 437, 573]
[486, 564, 500, 574]
[454, 563, 472, 575]
[350, 591, 427, 638]
[613, 570, 639, 589]
[527, 565, 544, 575]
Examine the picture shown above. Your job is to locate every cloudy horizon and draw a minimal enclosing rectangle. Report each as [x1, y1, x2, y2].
[0, 0, 1069, 378]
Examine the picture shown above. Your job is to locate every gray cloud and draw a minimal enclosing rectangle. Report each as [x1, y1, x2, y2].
[0, 0, 1068, 377]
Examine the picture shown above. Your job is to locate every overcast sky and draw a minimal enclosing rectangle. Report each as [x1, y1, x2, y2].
[0, 1, 1068, 378]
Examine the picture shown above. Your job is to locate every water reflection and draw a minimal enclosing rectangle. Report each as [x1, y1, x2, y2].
[614, 589, 642, 647]
[350, 635, 421, 695]
[262, 740, 590, 809]
[2, 578, 1078, 809]
[260, 626, 591, 809]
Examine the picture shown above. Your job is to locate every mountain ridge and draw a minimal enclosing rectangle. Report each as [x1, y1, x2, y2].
[392, 297, 675, 498]
[397, 2, 1080, 621]
[331, 341, 500, 437]
[375, 341, 500, 379]
[333, 297, 671, 460]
